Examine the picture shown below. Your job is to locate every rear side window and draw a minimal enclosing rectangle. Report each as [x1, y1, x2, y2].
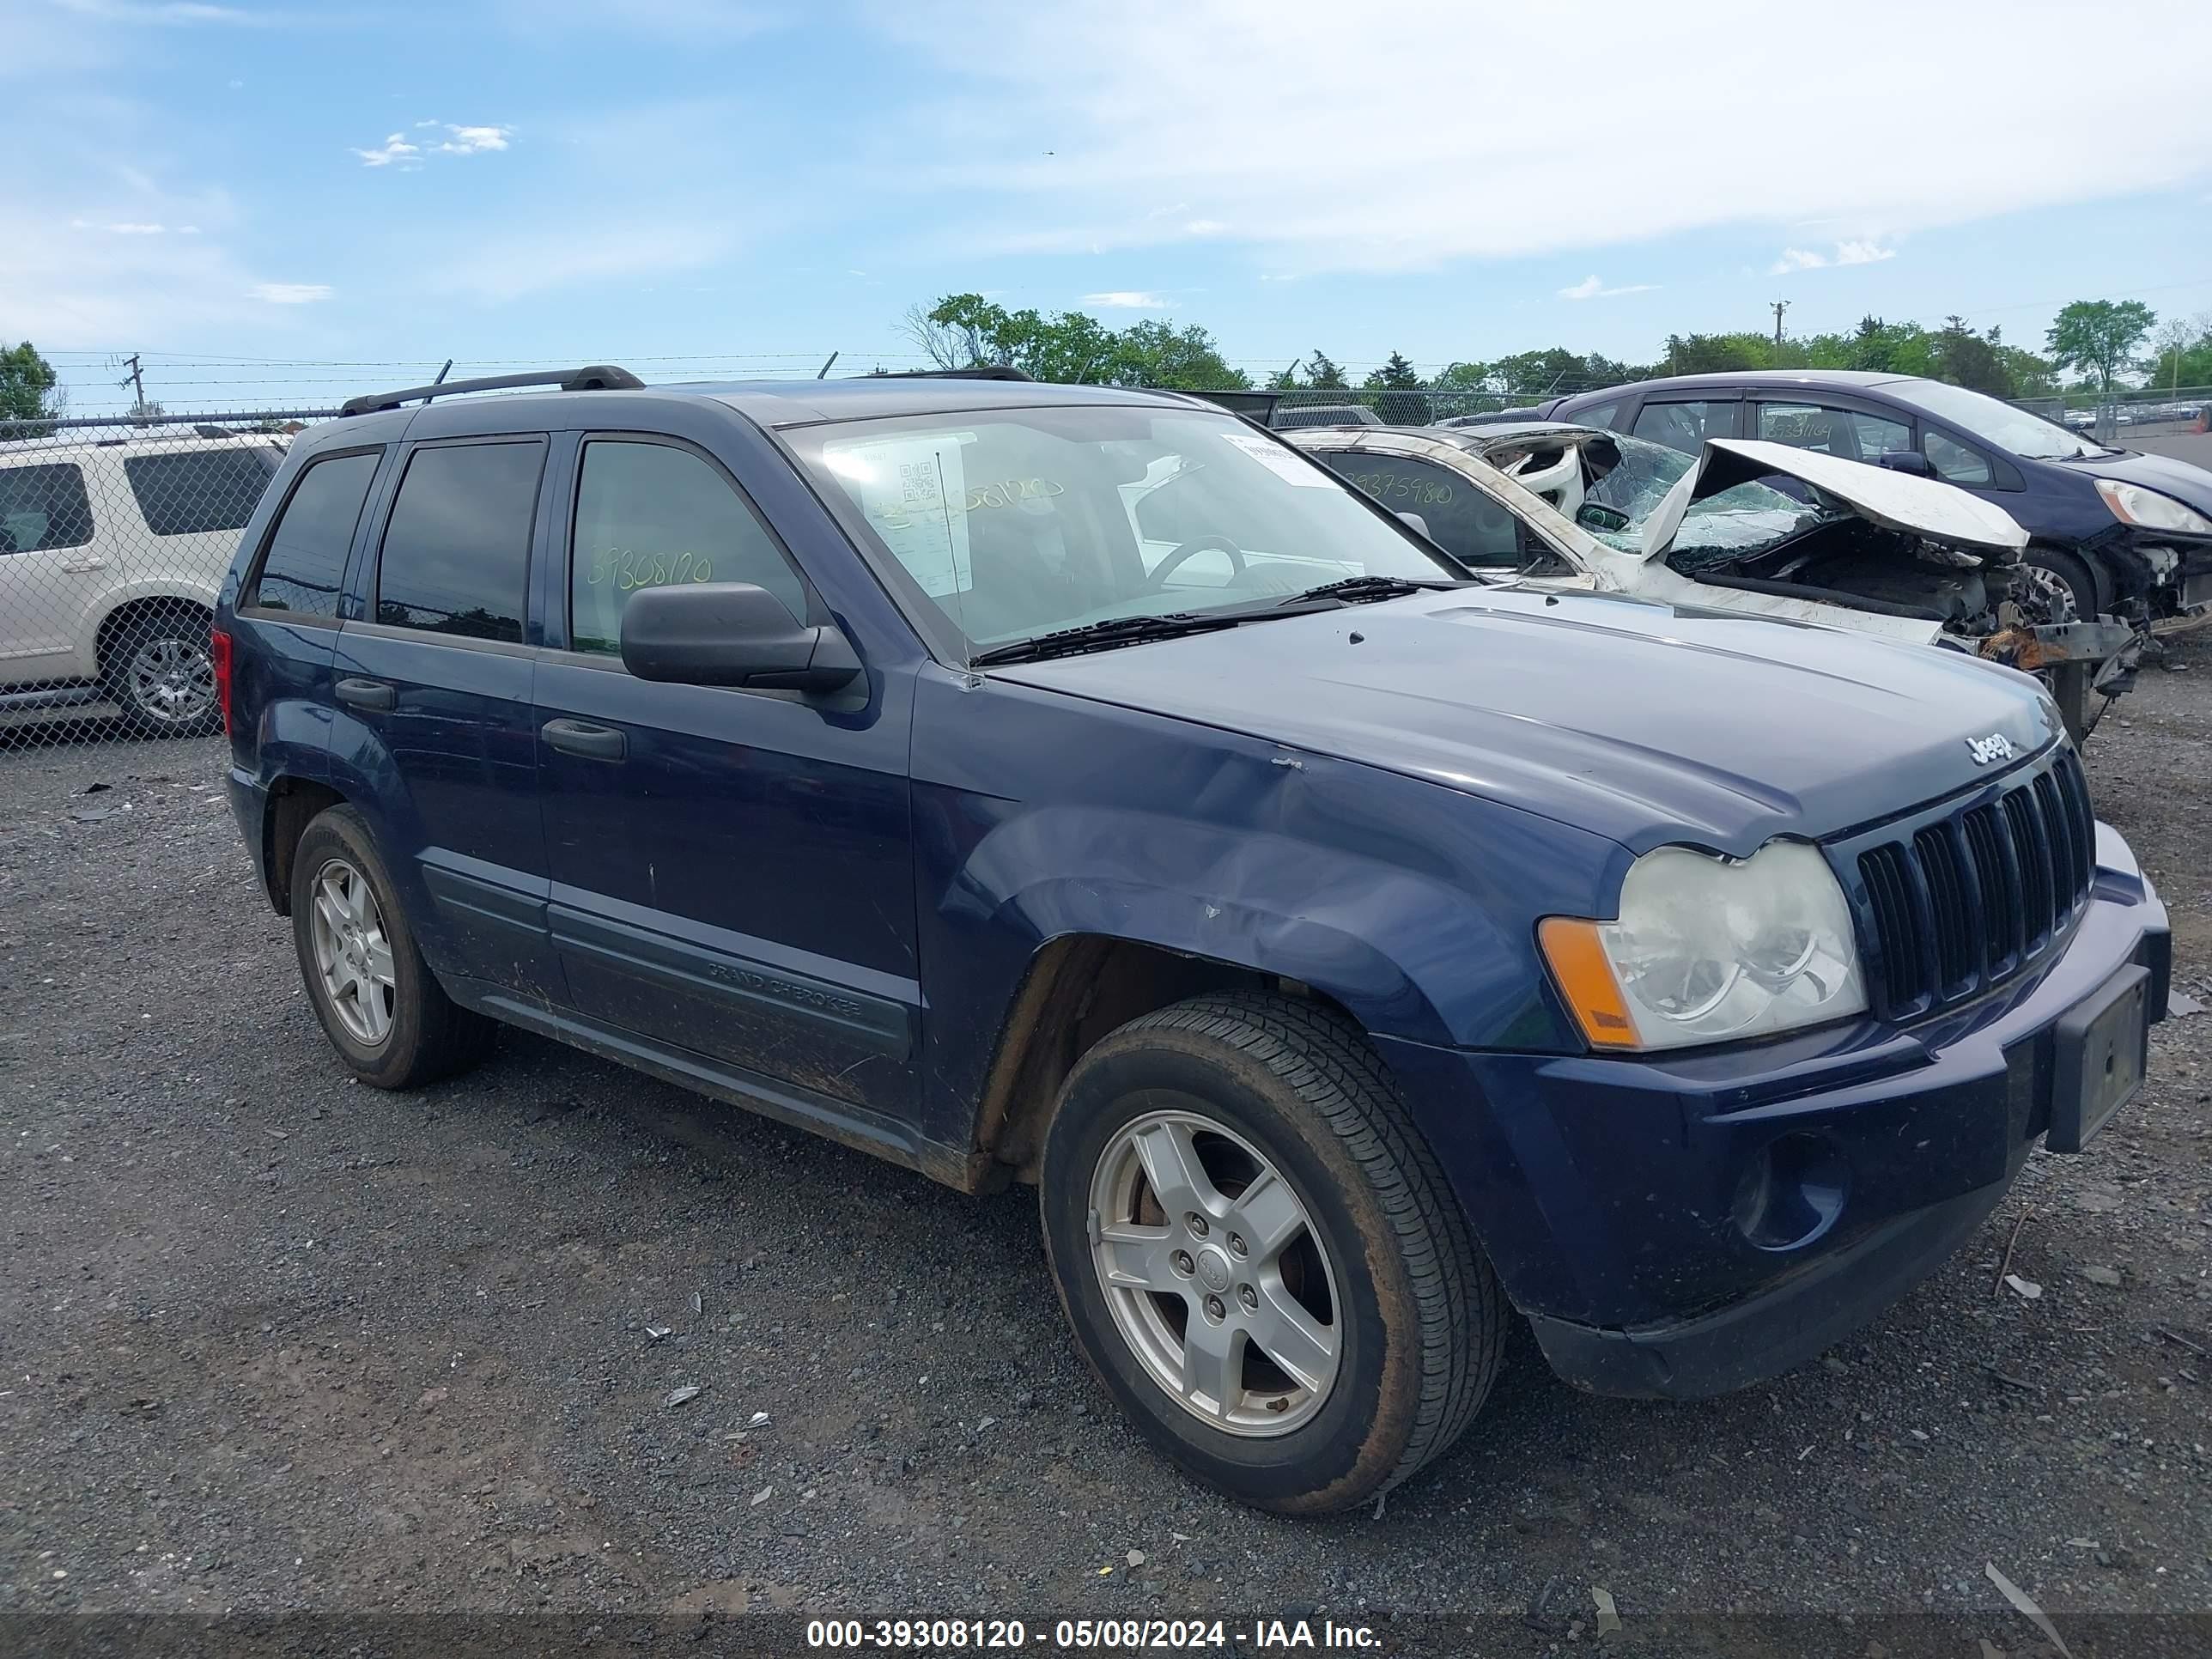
[374, 441, 544, 643]
[1573, 399, 1622, 433]
[0, 463, 94, 553]
[1330, 453, 1525, 566]
[569, 440, 805, 654]
[1631, 399, 1735, 457]
[245, 450, 380, 619]
[125, 447, 278, 537]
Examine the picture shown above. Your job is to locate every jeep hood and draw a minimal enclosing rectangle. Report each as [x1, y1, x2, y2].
[1639, 438, 2030, 561]
[988, 586, 2060, 855]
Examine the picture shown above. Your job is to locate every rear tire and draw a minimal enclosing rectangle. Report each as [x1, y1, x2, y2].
[100, 605, 221, 738]
[1038, 992, 1502, 1514]
[289, 805, 494, 1089]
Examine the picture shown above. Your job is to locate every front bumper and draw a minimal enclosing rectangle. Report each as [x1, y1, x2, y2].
[1375, 829, 2167, 1400]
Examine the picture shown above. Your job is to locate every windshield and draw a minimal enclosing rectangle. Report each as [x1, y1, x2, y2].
[1881, 378, 2101, 460]
[1581, 432, 1831, 567]
[792, 406, 1458, 653]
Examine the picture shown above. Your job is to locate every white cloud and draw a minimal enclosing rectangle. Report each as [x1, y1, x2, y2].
[1559, 274, 1657, 301]
[355, 123, 510, 167]
[869, 0, 2212, 274]
[435, 124, 511, 155]
[1184, 219, 1224, 235]
[249, 283, 332, 303]
[353, 132, 420, 167]
[1771, 240, 1898, 275]
[1084, 290, 1168, 309]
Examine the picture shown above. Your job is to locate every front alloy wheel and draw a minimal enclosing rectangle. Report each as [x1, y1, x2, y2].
[1040, 993, 1504, 1514]
[1089, 1109, 1342, 1434]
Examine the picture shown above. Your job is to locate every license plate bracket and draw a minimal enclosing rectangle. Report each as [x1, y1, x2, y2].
[2046, 963, 2150, 1154]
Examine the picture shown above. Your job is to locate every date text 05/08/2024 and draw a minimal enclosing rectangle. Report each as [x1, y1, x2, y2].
[805, 1617, 1382, 1650]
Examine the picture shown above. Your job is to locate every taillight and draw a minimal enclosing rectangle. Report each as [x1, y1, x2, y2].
[210, 627, 234, 736]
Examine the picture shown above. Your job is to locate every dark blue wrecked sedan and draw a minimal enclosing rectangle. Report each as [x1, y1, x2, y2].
[213, 368, 2168, 1514]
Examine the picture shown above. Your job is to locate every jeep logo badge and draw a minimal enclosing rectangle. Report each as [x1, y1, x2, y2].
[1966, 732, 2016, 766]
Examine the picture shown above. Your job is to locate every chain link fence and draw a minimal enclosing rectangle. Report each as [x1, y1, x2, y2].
[0, 411, 327, 751]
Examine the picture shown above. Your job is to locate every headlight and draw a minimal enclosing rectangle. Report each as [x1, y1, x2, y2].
[2096, 479, 2212, 535]
[1540, 842, 1866, 1051]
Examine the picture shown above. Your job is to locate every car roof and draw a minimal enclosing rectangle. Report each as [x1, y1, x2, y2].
[309, 374, 1200, 448]
[1566, 369, 1913, 399]
[0, 429, 286, 463]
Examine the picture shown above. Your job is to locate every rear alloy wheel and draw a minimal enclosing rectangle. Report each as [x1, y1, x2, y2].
[103, 610, 220, 738]
[289, 804, 494, 1089]
[1040, 992, 1503, 1513]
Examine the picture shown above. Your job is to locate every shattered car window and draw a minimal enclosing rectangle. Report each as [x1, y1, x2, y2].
[1583, 434, 1829, 568]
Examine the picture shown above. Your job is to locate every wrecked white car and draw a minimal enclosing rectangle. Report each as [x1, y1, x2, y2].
[1286, 422, 2136, 740]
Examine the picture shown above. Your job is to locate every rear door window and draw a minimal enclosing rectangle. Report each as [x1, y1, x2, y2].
[1329, 453, 1524, 565]
[0, 463, 94, 553]
[374, 441, 544, 642]
[1572, 399, 1623, 433]
[1756, 402, 1912, 463]
[245, 450, 380, 619]
[569, 439, 805, 654]
[1630, 399, 1737, 457]
[124, 447, 279, 537]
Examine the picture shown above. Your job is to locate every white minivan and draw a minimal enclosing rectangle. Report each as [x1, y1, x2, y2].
[0, 429, 285, 736]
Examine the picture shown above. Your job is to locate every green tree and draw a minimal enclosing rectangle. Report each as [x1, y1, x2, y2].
[2045, 299, 2156, 395]
[1264, 361, 1302, 390]
[1929, 315, 2013, 397]
[0, 340, 61, 436]
[1362, 349, 1429, 423]
[1108, 319, 1249, 390]
[1661, 332, 1769, 375]
[1302, 350, 1348, 391]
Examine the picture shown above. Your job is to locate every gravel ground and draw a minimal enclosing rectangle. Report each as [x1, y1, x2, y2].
[2, 635, 2209, 1655]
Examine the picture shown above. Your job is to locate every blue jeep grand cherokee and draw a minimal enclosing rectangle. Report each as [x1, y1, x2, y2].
[214, 366, 2169, 1514]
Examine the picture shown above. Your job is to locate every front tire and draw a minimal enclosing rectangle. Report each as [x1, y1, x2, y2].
[1038, 993, 1502, 1514]
[2020, 545, 2100, 625]
[289, 805, 494, 1089]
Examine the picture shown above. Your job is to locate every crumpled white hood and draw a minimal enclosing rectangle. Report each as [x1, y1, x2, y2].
[1638, 437, 2030, 561]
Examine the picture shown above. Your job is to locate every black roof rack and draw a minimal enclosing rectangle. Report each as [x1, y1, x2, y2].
[339, 364, 646, 417]
[866, 365, 1036, 383]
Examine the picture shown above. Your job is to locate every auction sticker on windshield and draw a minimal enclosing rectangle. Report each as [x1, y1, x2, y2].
[1221, 431, 1334, 486]
[824, 433, 975, 597]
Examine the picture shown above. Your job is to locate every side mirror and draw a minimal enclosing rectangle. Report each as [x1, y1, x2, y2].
[1877, 449, 1936, 477]
[619, 582, 861, 694]
[1395, 510, 1431, 539]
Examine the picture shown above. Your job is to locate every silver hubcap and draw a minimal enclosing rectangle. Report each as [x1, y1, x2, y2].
[125, 635, 216, 724]
[1088, 1107, 1341, 1436]
[309, 857, 396, 1047]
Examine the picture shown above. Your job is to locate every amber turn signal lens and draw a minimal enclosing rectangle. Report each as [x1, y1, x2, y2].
[1537, 916, 1639, 1049]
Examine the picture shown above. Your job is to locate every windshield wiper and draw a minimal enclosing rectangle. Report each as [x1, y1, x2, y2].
[1273, 574, 1458, 607]
[970, 612, 1250, 666]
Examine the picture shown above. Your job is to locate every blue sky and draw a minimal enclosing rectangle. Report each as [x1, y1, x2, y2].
[10, 0, 2212, 415]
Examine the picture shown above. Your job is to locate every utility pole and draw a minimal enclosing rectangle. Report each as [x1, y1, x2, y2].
[119, 353, 149, 421]
[1771, 301, 1790, 349]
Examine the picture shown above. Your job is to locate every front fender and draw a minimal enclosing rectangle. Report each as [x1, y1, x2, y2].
[910, 671, 1628, 1148]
